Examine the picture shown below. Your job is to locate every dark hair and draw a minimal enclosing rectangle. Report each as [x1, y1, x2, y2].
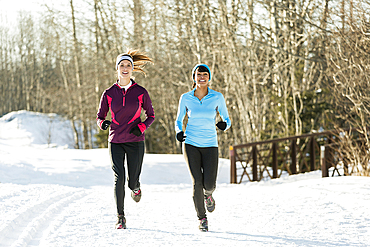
[192, 66, 210, 80]
[192, 66, 210, 88]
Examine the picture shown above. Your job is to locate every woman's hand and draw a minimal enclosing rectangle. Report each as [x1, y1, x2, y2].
[101, 120, 111, 130]
[130, 125, 143, 137]
[216, 121, 227, 131]
[176, 131, 186, 142]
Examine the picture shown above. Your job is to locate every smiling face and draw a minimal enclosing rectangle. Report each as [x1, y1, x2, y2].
[117, 60, 133, 82]
[195, 70, 210, 88]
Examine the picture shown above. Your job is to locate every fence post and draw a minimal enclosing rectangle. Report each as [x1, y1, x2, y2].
[230, 146, 237, 184]
[272, 142, 278, 178]
[310, 137, 316, 171]
[291, 139, 297, 174]
[321, 145, 328, 177]
[325, 136, 335, 176]
[252, 146, 258, 181]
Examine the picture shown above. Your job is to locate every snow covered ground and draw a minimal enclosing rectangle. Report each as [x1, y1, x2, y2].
[0, 110, 369, 247]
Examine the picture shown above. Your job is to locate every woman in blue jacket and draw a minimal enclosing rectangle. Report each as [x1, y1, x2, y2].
[175, 64, 231, 232]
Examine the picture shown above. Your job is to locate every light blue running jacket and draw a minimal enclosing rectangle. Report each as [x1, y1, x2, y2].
[175, 88, 231, 147]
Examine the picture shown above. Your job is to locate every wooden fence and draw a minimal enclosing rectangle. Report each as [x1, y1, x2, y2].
[229, 131, 336, 184]
[229, 129, 370, 183]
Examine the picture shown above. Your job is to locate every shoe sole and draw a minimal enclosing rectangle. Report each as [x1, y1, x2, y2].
[206, 198, 215, 212]
[131, 191, 141, 203]
[207, 204, 215, 212]
[199, 225, 208, 232]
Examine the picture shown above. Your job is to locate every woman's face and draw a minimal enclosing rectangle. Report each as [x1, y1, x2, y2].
[195, 70, 209, 88]
[117, 60, 133, 80]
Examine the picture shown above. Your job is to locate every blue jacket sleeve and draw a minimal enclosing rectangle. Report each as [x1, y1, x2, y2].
[218, 94, 231, 130]
[175, 94, 186, 133]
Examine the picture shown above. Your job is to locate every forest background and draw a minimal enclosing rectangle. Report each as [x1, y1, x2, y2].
[1, 0, 369, 158]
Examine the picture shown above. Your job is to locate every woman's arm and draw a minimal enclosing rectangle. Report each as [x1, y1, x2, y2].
[96, 91, 109, 130]
[138, 90, 155, 133]
[218, 94, 231, 131]
[175, 94, 187, 134]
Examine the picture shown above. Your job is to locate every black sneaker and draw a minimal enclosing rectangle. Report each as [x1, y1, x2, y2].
[115, 215, 126, 229]
[131, 188, 142, 203]
[199, 218, 208, 232]
[205, 195, 215, 212]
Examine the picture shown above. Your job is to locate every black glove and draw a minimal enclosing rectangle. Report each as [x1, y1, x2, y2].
[176, 131, 186, 142]
[216, 121, 227, 131]
[130, 125, 142, 137]
[101, 120, 111, 130]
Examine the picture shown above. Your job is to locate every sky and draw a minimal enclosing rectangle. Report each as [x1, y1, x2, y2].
[0, 0, 72, 27]
[0, 0, 42, 25]
[0, 110, 369, 247]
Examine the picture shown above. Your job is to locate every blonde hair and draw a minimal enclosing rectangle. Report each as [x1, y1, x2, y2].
[116, 48, 153, 76]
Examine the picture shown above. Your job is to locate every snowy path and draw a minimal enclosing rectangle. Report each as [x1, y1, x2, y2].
[1, 176, 370, 247]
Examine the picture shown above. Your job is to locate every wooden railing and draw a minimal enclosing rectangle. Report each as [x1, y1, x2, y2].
[321, 139, 370, 177]
[229, 128, 369, 183]
[229, 131, 335, 184]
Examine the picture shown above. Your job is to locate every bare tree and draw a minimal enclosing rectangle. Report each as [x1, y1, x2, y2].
[70, 0, 90, 149]
[326, 0, 370, 176]
[0, 0, 350, 159]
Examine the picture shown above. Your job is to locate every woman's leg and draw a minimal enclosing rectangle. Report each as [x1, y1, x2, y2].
[183, 143, 206, 220]
[125, 141, 145, 191]
[109, 142, 126, 216]
[200, 147, 219, 197]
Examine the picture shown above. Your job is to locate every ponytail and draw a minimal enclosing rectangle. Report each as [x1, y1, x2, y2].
[124, 48, 153, 76]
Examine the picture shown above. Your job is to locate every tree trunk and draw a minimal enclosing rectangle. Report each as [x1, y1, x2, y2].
[70, 0, 90, 149]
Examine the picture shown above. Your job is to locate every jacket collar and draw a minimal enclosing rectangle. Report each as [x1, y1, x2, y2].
[115, 79, 137, 90]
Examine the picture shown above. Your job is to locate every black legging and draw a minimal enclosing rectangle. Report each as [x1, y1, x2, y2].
[109, 141, 145, 216]
[183, 143, 219, 220]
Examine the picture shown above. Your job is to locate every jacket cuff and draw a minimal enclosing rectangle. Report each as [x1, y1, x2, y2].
[138, 123, 147, 133]
[97, 118, 104, 130]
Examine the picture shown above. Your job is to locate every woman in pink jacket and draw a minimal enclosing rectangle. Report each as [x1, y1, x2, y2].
[96, 49, 155, 229]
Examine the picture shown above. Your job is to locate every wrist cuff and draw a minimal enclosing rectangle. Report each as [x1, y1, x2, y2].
[138, 123, 146, 133]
